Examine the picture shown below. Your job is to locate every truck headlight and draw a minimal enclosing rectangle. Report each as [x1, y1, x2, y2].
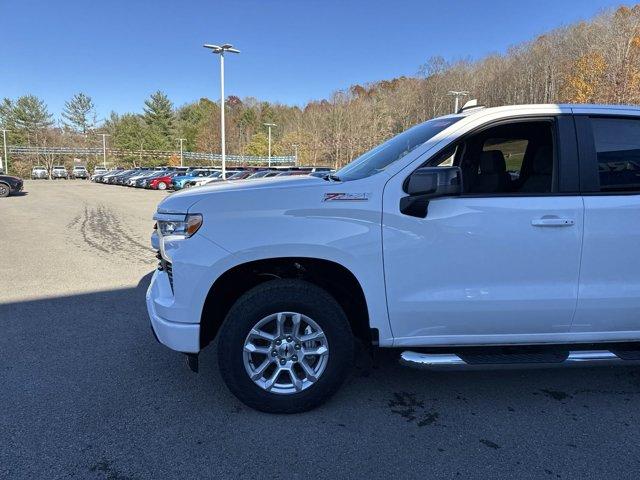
[157, 214, 203, 238]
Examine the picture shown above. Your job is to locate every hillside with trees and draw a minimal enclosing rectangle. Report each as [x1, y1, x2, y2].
[2, 5, 640, 175]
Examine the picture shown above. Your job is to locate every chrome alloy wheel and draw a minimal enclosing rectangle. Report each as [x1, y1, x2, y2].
[243, 312, 329, 395]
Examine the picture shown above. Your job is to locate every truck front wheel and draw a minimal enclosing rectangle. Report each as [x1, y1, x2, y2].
[217, 279, 354, 413]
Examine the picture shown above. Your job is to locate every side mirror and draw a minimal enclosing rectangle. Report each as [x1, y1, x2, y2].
[401, 166, 462, 217]
[404, 166, 463, 197]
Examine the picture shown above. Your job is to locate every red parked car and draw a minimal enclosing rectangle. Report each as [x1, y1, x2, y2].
[147, 173, 177, 190]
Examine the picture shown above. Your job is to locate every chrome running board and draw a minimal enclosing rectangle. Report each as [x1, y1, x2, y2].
[400, 350, 638, 371]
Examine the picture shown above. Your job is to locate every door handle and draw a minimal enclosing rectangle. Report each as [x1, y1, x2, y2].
[531, 218, 575, 227]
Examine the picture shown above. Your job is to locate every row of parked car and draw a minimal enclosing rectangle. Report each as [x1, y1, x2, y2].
[91, 166, 334, 190]
[31, 165, 92, 179]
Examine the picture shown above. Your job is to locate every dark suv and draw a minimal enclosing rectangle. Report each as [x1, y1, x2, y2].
[0, 174, 23, 197]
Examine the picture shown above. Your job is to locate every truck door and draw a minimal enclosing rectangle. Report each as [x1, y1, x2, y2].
[572, 114, 640, 337]
[382, 116, 584, 346]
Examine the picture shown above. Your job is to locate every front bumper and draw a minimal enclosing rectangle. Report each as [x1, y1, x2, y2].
[144, 230, 231, 354]
[146, 270, 200, 353]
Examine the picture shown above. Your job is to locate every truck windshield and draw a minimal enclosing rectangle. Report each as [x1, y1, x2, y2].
[334, 116, 462, 181]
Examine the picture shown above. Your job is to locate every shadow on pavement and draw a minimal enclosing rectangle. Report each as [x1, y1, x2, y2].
[2, 272, 640, 479]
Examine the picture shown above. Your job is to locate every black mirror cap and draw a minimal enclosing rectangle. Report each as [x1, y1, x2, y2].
[404, 166, 463, 198]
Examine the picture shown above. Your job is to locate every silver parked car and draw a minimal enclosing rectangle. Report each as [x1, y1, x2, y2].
[31, 166, 48, 179]
[51, 166, 69, 179]
[71, 166, 89, 179]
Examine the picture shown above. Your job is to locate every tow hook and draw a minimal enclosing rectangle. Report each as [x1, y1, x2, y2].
[185, 353, 199, 373]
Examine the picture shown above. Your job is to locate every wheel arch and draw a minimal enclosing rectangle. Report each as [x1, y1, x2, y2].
[200, 257, 372, 350]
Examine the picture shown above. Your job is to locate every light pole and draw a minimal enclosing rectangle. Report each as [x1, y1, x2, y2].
[204, 43, 240, 179]
[263, 123, 276, 167]
[292, 144, 298, 166]
[1, 129, 8, 174]
[178, 138, 186, 167]
[98, 133, 110, 169]
[447, 91, 470, 113]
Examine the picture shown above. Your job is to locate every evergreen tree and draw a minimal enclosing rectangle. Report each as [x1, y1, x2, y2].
[143, 91, 174, 149]
[0, 98, 16, 129]
[11, 95, 53, 144]
[62, 92, 96, 133]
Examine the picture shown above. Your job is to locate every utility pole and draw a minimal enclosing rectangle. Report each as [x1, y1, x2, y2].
[447, 91, 470, 113]
[292, 144, 298, 166]
[203, 43, 240, 179]
[1, 129, 8, 174]
[263, 123, 276, 167]
[178, 138, 186, 167]
[98, 133, 110, 169]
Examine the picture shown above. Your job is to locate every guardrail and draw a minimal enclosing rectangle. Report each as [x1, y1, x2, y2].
[7, 145, 296, 165]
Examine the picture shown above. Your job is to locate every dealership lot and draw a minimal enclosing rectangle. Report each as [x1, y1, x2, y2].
[2, 181, 640, 479]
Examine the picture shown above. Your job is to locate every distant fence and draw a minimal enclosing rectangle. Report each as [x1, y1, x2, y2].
[6, 145, 296, 166]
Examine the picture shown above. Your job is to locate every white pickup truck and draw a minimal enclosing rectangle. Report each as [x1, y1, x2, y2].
[147, 103, 640, 413]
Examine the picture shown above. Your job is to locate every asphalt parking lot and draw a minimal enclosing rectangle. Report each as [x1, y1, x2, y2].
[2, 181, 640, 479]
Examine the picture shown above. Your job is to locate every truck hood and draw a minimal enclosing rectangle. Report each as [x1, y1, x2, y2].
[156, 176, 325, 213]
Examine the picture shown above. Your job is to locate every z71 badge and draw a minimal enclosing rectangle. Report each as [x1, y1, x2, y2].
[323, 193, 370, 202]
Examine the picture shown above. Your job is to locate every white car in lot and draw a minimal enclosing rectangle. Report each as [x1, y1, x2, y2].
[71, 165, 89, 179]
[148, 103, 640, 413]
[51, 166, 69, 179]
[31, 166, 48, 179]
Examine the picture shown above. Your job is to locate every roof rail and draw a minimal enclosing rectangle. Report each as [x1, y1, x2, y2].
[457, 99, 486, 114]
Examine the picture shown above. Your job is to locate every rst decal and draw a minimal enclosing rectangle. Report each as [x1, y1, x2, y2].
[323, 193, 370, 202]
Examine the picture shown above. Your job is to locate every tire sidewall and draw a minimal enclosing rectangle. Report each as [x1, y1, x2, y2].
[218, 280, 354, 413]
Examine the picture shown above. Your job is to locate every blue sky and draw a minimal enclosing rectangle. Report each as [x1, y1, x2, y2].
[0, 0, 629, 119]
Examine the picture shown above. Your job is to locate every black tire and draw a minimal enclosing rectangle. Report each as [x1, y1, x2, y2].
[0, 182, 9, 197]
[217, 279, 354, 413]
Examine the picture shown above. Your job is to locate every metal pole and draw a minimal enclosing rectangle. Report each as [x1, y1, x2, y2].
[267, 125, 272, 167]
[292, 144, 298, 166]
[99, 134, 109, 169]
[204, 43, 239, 177]
[178, 138, 185, 167]
[220, 53, 226, 179]
[1, 129, 8, 174]
[447, 91, 469, 113]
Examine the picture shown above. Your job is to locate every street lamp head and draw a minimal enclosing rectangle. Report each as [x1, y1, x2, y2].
[204, 43, 240, 54]
[204, 44, 222, 52]
[263, 123, 277, 127]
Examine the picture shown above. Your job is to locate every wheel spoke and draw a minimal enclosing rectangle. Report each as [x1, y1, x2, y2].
[291, 313, 302, 338]
[288, 369, 303, 391]
[249, 328, 275, 342]
[299, 359, 318, 382]
[250, 358, 272, 380]
[275, 313, 286, 337]
[263, 366, 282, 391]
[244, 343, 271, 355]
[302, 345, 328, 357]
[300, 330, 325, 342]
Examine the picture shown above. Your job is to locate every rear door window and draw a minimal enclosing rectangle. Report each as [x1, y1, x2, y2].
[590, 117, 640, 193]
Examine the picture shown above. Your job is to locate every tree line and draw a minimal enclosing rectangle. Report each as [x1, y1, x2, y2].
[2, 4, 640, 176]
